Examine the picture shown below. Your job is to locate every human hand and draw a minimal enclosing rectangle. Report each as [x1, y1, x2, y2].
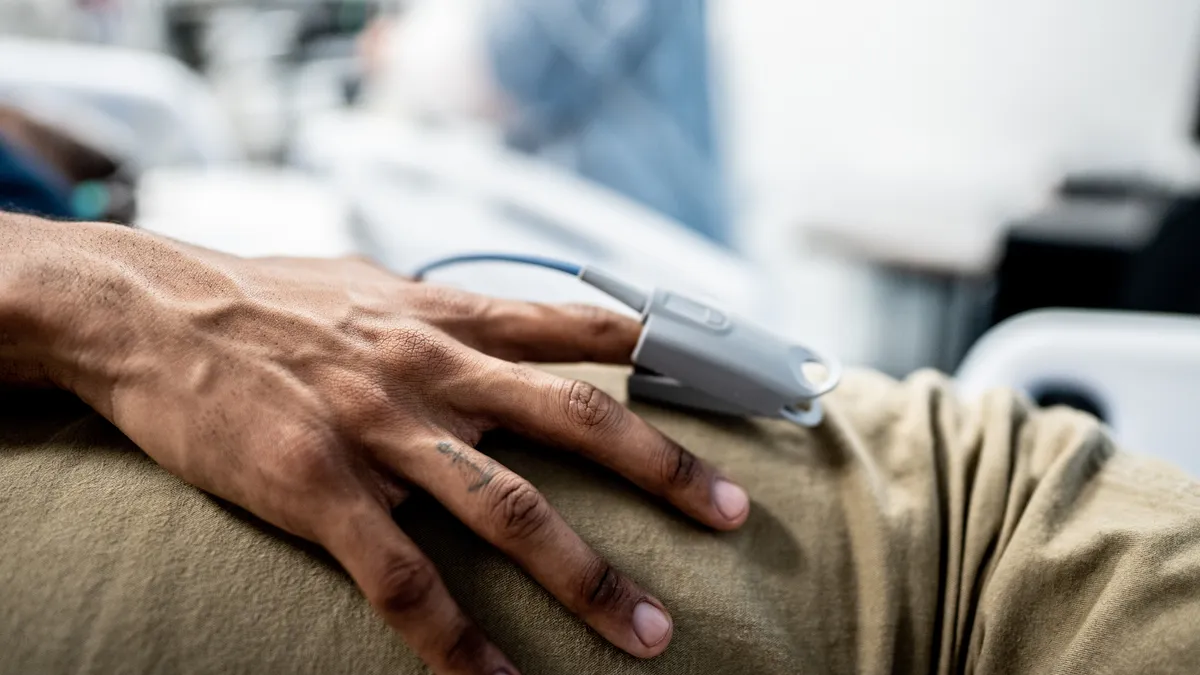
[8, 221, 751, 674]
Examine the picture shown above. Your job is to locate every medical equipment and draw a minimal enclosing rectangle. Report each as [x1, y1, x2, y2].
[415, 253, 842, 426]
[956, 309, 1200, 476]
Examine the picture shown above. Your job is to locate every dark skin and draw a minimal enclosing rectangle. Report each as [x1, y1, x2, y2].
[0, 213, 752, 675]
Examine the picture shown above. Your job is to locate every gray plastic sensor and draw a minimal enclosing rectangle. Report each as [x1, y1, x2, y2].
[578, 267, 648, 313]
[627, 287, 841, 426]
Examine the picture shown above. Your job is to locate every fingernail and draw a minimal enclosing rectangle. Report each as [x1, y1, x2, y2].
[713, 479, 749, 521]
[632, 601, 671, 648]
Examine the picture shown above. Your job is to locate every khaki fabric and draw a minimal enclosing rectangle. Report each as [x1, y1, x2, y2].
[2, 365, 1199, 674]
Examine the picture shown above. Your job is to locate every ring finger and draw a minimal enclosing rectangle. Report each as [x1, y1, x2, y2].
[379, 430, 675, 659]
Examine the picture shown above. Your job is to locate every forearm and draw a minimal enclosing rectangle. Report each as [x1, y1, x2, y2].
[0, 213, 222, 400]
[0, 213, 95, 388]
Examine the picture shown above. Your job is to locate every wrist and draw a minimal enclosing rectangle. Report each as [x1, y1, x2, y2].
[0, 215, 216, 402]
[0, 215, 128, 390]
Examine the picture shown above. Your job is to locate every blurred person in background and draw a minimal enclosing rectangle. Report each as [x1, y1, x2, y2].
[360, 0, 730, 246]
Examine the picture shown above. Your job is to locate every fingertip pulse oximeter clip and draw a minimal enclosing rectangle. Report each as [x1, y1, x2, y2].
[414, 254, 842, 426]
[628, 287, 841, 426]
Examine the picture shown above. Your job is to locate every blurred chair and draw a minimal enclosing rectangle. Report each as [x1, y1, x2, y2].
[293, 111, 790, 330]
[0, 36, 239, 168]
[956, 309, 1200, 475]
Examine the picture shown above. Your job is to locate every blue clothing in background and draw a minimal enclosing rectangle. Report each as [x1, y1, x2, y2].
[0, 134, 73, 219]
[485, 0, 729, 245]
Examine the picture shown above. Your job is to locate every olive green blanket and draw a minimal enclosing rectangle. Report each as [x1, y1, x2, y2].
[2, 366, 1198, 674]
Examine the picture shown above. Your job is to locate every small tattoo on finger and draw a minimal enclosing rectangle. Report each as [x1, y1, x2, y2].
[436, 440, 497, 492]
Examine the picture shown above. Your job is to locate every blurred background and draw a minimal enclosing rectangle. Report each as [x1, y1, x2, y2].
[4, 0, 1200, 382]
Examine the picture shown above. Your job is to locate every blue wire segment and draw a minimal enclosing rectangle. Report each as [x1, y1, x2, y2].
[412, 253, 583, 281]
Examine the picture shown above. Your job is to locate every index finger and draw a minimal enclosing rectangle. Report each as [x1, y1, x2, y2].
[482, 301, 642, 364]
[458, 361, 751, 532]
[409, 285, 642, 364]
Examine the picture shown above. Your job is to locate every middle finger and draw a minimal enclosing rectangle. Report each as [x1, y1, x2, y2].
[455, 360, 751, 532]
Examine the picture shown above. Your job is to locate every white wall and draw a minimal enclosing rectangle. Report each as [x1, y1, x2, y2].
[717, 0, 1200, 207]
[712, 0, 1200, 371]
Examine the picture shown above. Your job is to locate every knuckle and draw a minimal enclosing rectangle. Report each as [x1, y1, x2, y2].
[488, 474, 553, 542]
[442, 622, 491, 671]
[272, 421, 342, 484]
[372, 555, 439, 616]
[381, 325, 462, 379]
[577, 556, 630, 613]
[419, 287, 490, 321]
[561, 379, 617, 430]
[346, 382, 395, 427]
[659, 439, 703, 490]
[327, 369, 394, 426]
[567, 303, 625, 339]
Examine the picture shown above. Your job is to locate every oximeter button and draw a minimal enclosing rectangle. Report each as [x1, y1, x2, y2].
[662, 293, 709, 322]
[661, 293, 731, 331]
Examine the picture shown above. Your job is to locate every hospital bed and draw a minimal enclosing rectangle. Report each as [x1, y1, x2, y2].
[150, 110, 780, 325]
[0, 37, 785, 336]
[0, 36, 239, 169]
[290, 111, 783, 325]
[957, 309, 1200, 476]
[0, 36, 356, 258]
